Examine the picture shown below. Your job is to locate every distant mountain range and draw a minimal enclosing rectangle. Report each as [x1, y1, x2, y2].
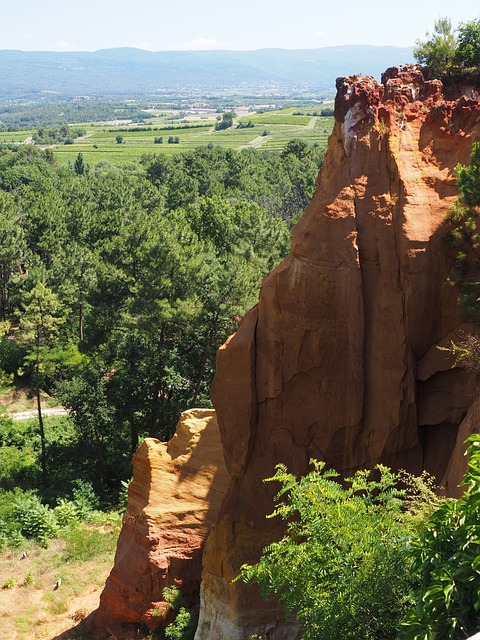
[0, 46, 415, 99]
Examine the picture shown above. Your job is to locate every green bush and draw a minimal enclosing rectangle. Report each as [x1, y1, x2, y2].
[403, 435, 480, 639]
[54, 498, 78, 527]
[0, 444, 38, 488]
[0, 517, 24, 549]
[0, 411, 40, 490]
[163, 586, 198, 640]
[61, 524, 116, 562]
[0, 336, 27, 374]
[13, 492, 58, 546]
[71, 479, 100, 518]
[2, 576, 15, 589]
[238, 461, 438, 640]
[0, 413, 40, 490]
[165, 607, 198, 640]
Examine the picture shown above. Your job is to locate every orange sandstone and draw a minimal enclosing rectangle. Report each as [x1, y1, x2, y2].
[98, 66, 480, 640]
[198, 65, 480, 639]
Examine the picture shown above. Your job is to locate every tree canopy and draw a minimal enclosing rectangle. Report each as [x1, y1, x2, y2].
[0, 141, 322, 501]
[414, 17, 480, 83]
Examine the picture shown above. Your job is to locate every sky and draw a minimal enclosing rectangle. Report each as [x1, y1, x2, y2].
[1, 0, 479, 52]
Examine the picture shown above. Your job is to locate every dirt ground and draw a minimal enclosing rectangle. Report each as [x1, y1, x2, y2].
[0, 545, 111, 640]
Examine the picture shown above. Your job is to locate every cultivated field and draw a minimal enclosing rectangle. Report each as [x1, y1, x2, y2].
[2, 109, 334, 167]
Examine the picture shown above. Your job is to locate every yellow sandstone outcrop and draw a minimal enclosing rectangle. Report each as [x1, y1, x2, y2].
[95, 409, 229, 634]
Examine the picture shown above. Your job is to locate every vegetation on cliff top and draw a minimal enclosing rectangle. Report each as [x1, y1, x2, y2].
[414, 17, 480, 84]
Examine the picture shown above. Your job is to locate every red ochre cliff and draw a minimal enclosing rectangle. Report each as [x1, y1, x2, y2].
[97, 65, 480, 639]
[199, 65, 480, 639]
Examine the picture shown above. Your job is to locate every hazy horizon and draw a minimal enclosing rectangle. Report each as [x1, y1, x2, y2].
[1, 44, 415, 54]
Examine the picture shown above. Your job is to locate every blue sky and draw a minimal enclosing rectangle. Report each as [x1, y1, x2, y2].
[1, 0, 479, 52]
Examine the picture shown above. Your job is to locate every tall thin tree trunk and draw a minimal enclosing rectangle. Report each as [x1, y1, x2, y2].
[148, 324, 166, 437]
[35, 339, 47, 484]
[130, 414, 138, 454]
[79, 303, 84, 342]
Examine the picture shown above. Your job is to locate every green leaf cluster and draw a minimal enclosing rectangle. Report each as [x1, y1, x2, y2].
[446, 142, 480, 320]
[237, 461, 439, 640]
[162, 586, 198, 640]
[403, 436, 480, 639]
[12, 491, 59, 546]
[414, 17, 480, 83]
[0, 479, 117, 550]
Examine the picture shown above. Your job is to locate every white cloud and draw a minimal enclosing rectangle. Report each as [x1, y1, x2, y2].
[314, 30, 328, 38]
[135, 41, 156, 51]
[180, 38, 231, 50]
[52, 41, 75, 51]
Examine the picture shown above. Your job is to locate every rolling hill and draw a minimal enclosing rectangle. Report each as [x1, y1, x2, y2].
[0, 45, 415, 99]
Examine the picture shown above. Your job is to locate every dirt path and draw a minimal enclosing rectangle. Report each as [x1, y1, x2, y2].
[238, 135, 266, 150]
[11, 407, 68, 421]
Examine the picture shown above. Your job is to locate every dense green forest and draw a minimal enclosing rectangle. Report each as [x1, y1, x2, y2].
[0, 140, 323, 507]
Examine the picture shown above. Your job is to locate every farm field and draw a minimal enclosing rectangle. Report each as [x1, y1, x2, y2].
[0, 130, 36, 145]
[3, 109, 334, 166]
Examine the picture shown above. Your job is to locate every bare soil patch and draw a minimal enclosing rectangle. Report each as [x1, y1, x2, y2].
[0, 544, 112, 640]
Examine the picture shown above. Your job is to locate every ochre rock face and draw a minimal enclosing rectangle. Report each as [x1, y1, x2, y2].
[95, 409, 229, 633]
[198, 66, 480, 639]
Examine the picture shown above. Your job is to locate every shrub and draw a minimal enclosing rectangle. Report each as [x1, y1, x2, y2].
[0, 336, 27, 374]
[165, 607, 198, 640]
[0, 444, 38, 488]
[2, 576, 15, 589]
[13, 492, 58, 546]
[23, 571, 34, 587]
[163, 587, 198, 640]
[237, 461, 438, 640]
[71, 479, 100, 518]
[61, 524, 116, 562]
[54, 498, 78, 527]
[0, 490, 26, 548]
[403, 435, 480, 639]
